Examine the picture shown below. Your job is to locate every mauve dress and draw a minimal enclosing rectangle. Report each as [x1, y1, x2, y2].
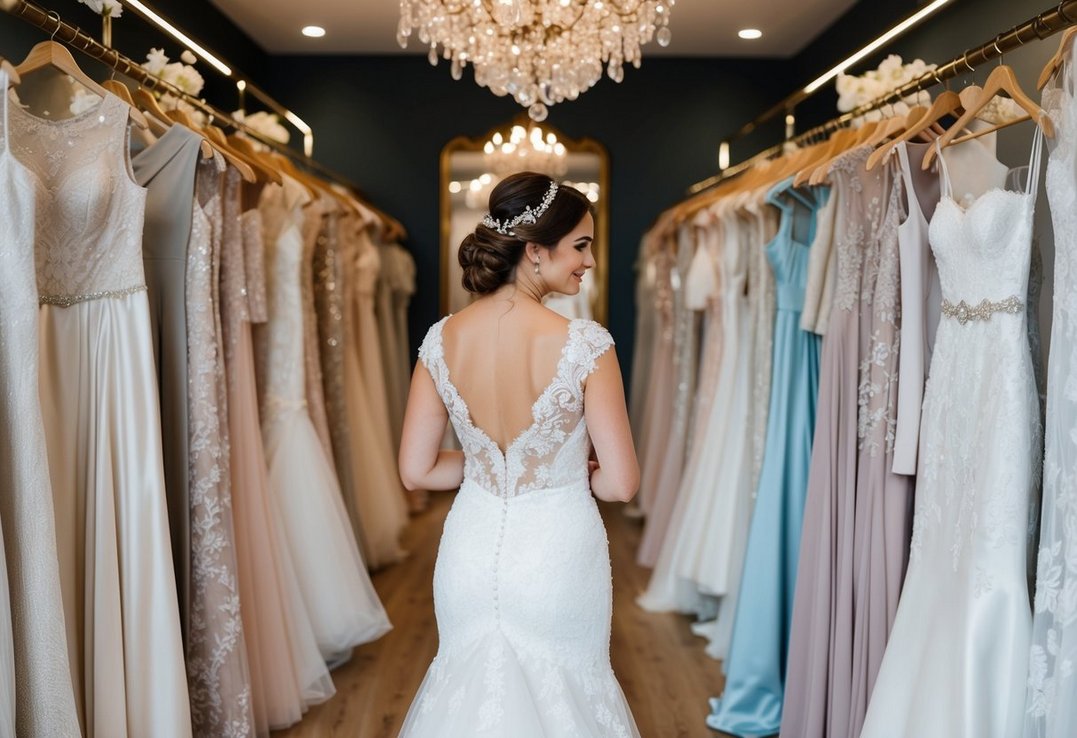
[780, 147, 872, 738]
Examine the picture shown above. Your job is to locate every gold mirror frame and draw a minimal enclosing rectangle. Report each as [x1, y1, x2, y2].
[439, 121, 611, 325]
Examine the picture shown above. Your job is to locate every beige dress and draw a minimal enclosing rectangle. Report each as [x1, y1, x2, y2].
[227, 185, 335, 731]
[12, 91, 191, 737]
[187, 158, 255, 736]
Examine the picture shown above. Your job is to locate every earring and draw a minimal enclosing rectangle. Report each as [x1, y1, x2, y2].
[533, 260, 541, 275]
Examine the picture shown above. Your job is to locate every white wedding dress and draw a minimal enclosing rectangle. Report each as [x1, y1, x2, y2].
[860, 131, 1044, 738]
[400, 316, 640, 737]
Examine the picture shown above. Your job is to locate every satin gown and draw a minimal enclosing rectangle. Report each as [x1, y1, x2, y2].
[708, 177, 823, 737]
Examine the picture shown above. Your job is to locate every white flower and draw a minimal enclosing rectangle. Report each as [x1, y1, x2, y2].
[144, 48, 169, 76]
[180, 50, 197, 65]
[161, 62, 205, 96]
[233, 110, 290, 145]
[79, 0, 123, 17]
[69, 86, 101, 115]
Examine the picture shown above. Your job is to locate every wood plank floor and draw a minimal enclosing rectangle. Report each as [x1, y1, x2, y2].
[274, 492, 726, 738]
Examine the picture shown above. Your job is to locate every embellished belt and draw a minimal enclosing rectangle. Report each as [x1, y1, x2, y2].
[940, 295, 1023, 325]
[39, 284, 147, 307]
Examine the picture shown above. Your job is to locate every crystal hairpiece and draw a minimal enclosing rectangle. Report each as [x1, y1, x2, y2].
[481, 181, 559, 236]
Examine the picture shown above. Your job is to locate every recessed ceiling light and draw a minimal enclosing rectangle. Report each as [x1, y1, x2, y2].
[738, 28, 763, 40]
[302, 25, 326, 38]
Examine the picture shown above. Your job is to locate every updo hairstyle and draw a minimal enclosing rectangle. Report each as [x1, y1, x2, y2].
[459, 171, 593, 295]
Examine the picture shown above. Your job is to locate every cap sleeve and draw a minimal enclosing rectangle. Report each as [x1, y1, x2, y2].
[565, 319, 615, 383]
[417, 316, 449, 372]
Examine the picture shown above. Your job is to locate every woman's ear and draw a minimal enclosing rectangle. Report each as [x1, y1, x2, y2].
[524, 242, 543, 264]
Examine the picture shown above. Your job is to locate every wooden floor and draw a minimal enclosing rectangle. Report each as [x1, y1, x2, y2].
[275, 492, 725, 738]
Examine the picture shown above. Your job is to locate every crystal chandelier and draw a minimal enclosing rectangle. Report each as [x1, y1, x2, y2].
[397, 0, 675, 121]
[483, 122, 569, 178]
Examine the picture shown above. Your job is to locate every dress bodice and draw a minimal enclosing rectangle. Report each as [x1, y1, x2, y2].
[929, 132, 1042, 322]
[8, 92, 147, 304]
[765, 177, 823, 312]
[419, 317, 614, 499]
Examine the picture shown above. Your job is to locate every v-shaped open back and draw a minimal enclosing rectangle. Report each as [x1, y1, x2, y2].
[419, 316, 615, 498]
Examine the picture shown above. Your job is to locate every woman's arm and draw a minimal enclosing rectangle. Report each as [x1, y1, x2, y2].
[584, 348, 640, 503]
[399, 362, 465, 492]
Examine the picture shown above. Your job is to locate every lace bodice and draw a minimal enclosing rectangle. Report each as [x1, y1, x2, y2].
[7, 92, 147, 304]
[419, 317, 614, 499]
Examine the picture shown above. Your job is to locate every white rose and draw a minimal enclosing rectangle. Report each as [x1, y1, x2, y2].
[180, 50, 197, 65]
[69, 86, 101, 115]
[79, 0, 123, 17]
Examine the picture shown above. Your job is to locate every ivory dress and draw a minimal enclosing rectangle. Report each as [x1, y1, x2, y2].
[1026, 35, 1077, 738]
[401, 317, 640, 737]
[860, 130, 1044, 738]
[0, 73, 82, 737]
[11, 91, 191, 737]
[257, 175, 391, 662]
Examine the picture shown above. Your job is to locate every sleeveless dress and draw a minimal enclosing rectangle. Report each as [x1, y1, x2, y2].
[708, 177, 823, 737]
[400, 317, 640, 737]
[860, 129, 1044, 738]
[0, 76, 82, 738]
[1026, 37, 1077, 738]
[9, 90, 192, 737]
[256, 176, 391, 663]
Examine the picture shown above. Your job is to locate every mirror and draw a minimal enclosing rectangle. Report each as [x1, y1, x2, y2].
[440, 119, 610, 325]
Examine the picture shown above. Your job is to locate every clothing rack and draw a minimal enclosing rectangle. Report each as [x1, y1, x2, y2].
[2, 0, 374, 204]
[687, 0, 1077, 195]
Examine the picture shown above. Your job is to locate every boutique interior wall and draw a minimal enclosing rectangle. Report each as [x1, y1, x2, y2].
[0, 0, 1063, 371]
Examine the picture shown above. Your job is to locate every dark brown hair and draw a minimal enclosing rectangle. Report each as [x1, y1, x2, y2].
[459, 171, 593, 295]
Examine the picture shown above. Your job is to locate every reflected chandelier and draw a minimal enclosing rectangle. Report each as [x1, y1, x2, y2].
[397, 0, 675, 121]
[483, 122, 568, 178]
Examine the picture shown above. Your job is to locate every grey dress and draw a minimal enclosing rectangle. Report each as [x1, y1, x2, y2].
[133, 123, 203, 639]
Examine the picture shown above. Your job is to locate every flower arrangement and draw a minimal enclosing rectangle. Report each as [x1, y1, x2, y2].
[233, 110, 290, 146]
[77, 0, 122, 17]
[836, 54, 935, 123]
[141, 47, 206, 124]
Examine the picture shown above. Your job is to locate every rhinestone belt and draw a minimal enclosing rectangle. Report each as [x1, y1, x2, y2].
[941, 295, 1023, 325]
[39, 284, 147, 307]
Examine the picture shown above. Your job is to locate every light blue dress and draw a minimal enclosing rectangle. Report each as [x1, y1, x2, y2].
[707, 177, 824, 737]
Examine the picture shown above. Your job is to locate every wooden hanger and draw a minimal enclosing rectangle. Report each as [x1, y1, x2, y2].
[801, 127, 860, 186]
[15, 41, 147, 129]
[1038, 27, 1077, 90]
[1, 58, 20, 86]
[131, 86, 213, 158]
[866, 90, 966, 171]
[226, 134, 284, 185]
[165, 109, 257, 182]
[923, 65, 1054, 169]
[200, 123, 280, 184]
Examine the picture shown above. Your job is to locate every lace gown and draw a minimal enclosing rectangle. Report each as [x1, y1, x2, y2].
[10, 91, 192, 736]
[400, 317, 640, 737]
[1026, 38, 1077, 738]
[0, 75, 82, 737]
[860, 130, 1045, 738]
[256, 175, 391, 662]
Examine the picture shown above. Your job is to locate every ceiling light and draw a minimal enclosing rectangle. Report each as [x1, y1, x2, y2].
[738, 29, 763, 40]
[301, 25, 326, 38]
[802, 0, 956, 94]
[120, 0, 232, 76]
[398, 0, 674, 120]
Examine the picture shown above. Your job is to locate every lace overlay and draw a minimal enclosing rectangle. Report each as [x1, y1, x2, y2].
[1026, 43, 1077, 738]
[7, 93, 147, 302]
[419, 318, 614, 499]
[186, 157, 254, 738]
[862, 126, 1044, 738]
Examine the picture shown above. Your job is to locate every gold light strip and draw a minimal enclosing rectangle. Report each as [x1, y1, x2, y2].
[120, 0, 232, 76]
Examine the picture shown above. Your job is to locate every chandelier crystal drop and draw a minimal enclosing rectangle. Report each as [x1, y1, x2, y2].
[397, 0, 675, 121]
[483, 122, 569, 178]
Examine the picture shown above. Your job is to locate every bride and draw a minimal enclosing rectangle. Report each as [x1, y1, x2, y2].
[397, 172, 641, 736]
